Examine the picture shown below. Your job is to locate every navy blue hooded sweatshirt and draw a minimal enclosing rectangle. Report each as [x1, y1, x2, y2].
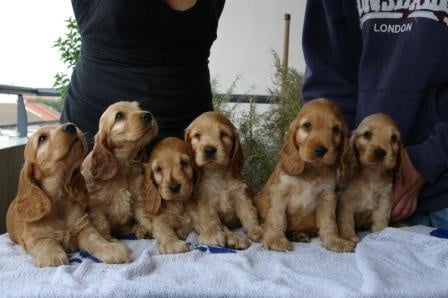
[302, 0, 448, 211]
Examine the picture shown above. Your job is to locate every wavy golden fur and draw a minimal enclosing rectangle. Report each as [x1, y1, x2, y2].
[134, 137, 197, 254]
[81, 101, 158, 241]
[185, 112, 263, 249]
[255, 98, 356, 252]
[6, 124, 129, 267]
[337, 113, 404, 243]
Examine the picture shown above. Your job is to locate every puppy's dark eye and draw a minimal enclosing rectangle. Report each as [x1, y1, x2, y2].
[332, 126, 341, 134]
[115, 112, 124, 121]
[221, 132, 230, 138]
[302, 122, 312, 129]
[180, 160, 189, 167]
[391, 134, 398, 143]
[38, 135, 47, 145]
[192, 133, 201, 139]
[363, 131, 372, 139]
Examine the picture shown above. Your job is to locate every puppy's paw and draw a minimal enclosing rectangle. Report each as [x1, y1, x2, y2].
[107, 237, 125, 244]
[390, 221, 408, 228]
[340, 232, 360, 243]
[36, 247, 69, 267]
[226, 232, 250, 250]
[159, 239, 190, 254]
[247, 225, 264, 242]
[370, 224, 387, 233]
[133, 224, 151, 239]
[347, 235, 360, 243]
[62, 238, 79, 253]
[323, 238, 356, 253]
[198, 229, 226, 247]
[286, 231, 312, 243]
[94, 242, 131, 264]
[262, 233, 293, 251]
[93, 221, 111, 240]
[175, 227, 192, 240]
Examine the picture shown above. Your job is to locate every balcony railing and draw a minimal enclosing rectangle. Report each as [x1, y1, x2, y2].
[0, 84, 273, 138]
[0, 84, 60, 137]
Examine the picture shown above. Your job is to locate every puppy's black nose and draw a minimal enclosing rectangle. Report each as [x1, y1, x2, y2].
[374, 148, 387, 160]
[204, 146, 217, 157]
[314, 146, 328, 158]
[141, 112, 152, 124]
[63, 123, 76, 134]
[169, 183, 181, 194]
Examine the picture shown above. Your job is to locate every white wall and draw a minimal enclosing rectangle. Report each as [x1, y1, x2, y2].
[0, 1, 73, 87]
[0, 0, 306, 94]
[210, 0, 306, 94]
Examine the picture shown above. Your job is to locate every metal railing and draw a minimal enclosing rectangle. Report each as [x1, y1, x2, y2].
[0, 84, 273, 138]
[0, 84, 60, 137]
[217, 94, 270, 104]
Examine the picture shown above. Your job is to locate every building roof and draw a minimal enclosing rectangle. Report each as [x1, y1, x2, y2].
[0, 101, 60, 127]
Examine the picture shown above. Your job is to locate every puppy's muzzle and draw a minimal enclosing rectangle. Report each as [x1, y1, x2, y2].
[169, 183, 181, 194]
[374, 148, 387, 160]
[204, 146, 217, 158]
[63, 123, 77, 134]
[141, 112, 153, 125]
[314, 146, 328, 158]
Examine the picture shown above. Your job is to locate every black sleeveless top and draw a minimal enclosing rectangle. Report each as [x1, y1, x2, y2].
[61, 0, 225, 145]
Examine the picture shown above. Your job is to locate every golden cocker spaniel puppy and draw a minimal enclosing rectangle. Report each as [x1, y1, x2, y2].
[337, 113, 403, 243]
[255, 98, 355, 252]
[185, 112, 263, 249]
[6, 124, 129, 267]
[81, 101, 158, 241]
[135, 137, 197, 254]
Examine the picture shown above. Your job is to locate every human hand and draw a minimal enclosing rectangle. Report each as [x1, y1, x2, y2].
[164, 0, 197, 11]
[391, 150, 425, 222]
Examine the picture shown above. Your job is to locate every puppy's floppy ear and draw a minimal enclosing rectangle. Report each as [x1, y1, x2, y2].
[184, 128, 193, 158]
[230, 129, 244, 176]
[184, 128, 198, 170]
[66, 170, 89, 204]
[142, 167, 161, 215]
[15, 162, 52, 223]
[394, 140, 405, 184]
[339, 128, 358, 181]
[280, 120, 304, 176]
[86, 131, 118, 181]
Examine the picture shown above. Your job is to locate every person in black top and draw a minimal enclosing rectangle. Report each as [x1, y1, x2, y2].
[61, 0, 225, 147]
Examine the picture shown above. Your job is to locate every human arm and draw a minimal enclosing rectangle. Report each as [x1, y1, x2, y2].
[301, 0, 362, 129]
[392, 124, 448, 221]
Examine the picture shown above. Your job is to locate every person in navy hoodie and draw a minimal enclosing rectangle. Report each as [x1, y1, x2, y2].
[302, 0, 448, 229]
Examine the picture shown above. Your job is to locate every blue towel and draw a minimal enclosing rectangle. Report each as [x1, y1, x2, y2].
[430, 229, 448, 239]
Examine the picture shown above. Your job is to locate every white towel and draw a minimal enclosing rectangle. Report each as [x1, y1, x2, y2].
[0, 226, 447, 297]
[356, 226, 448, 297]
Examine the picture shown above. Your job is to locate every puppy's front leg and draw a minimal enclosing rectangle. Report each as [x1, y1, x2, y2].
[134, 204, 153, 239]
[88, 209, 113, 240]
[154, 215, 189, 254]
[24, 219, 69, 267]
[28, 238, 68, 267]
[222, 226, 250, 249]
[337, 199, 359, 243]
[77, 222, 130, 264]
[233, 187, 264, 242]
[185, 201, 201, 236]
[317, 191, 356, 253]
[370, 191, 392, 233]
[175, 219, 193, 240]
[197, 197, 226, 247]
[262, 195, 293, 251]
